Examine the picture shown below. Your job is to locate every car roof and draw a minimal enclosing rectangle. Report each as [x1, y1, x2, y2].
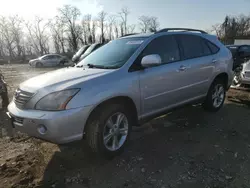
[40, 54, 61, 58]
[120, 28, 210, 40]
[121, 33, 154, 39]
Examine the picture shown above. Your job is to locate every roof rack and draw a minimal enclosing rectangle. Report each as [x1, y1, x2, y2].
[156, 28, 207, 34]
[119, 33, 139, 38]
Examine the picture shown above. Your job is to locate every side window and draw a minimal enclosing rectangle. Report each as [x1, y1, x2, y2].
[200, 40, 211, 56]
[142, 35, 180, 64]
[178, 35, 212, 59]
[206, 41, 220, 54]
[42, 56, 50, 60]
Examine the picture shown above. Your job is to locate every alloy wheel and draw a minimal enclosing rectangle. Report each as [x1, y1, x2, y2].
[103, 112, 129, 151]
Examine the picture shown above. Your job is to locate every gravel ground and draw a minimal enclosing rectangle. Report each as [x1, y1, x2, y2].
[1, 64, 250, 188]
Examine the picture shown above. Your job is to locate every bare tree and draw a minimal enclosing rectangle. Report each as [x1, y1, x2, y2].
[97, 11, 107, 43]
[58, 5, 81, 51]
[119, 22, 124, 36]
[9, 15, 24, 59]
[138, 16, 150, 33]
[148, 16, 160, 32]
[25, 16, 50, 55]
[108, 15, 116, 40]
[0, 33, 5, 58]
[82, 14, 92, 44]
[211, 24, 224, 38]
[119, 7, 129, 35]
[210, 14, 250, 44]
[49, 18, 66, 54]
[0, 16, 15, 59]
[113, 20, 119, 38]
[127, 24, 136, 34]
[92, 19, 97, 43]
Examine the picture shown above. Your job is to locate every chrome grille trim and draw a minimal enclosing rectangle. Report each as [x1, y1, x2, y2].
[14, 89, 34, 109]
[13, 116, 24, 124]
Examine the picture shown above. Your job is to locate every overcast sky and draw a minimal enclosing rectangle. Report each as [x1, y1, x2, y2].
[1, 0, 250, 30]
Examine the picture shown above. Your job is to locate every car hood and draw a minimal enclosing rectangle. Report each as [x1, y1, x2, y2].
[30, 58, 39, 62]
[20, 67, 114, 93]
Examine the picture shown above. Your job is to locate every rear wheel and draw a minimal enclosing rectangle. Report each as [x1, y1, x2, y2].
[86, 103, 132, 158]
[59, 60, 65, 66]
[203, 79, 226, 112]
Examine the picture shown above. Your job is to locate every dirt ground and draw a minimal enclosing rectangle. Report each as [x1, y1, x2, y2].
[1, 64, 250, 188]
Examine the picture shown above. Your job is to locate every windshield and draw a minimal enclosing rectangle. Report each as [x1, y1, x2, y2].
[75, 46, 88, 56]
[77, 38, 145, 68]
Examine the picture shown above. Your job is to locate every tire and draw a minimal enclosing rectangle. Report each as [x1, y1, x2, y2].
[86, 103, 132, 158]
[203, 79, 226, 112]
[59, 60, 65, 66]
[36, 62, 43, 68]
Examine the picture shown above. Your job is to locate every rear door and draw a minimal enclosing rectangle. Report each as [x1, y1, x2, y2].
[53, 55, 62, 66]
[176, 34, 217, 99]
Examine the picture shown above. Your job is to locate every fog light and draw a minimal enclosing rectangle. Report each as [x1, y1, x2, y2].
[37, 124, 47, 135]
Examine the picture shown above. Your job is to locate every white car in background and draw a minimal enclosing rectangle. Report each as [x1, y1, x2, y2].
[29, 54, 68, 68]
[232, 60, 250, 87]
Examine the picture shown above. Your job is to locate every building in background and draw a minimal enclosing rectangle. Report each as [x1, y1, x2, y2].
[234, 39, 250, 45]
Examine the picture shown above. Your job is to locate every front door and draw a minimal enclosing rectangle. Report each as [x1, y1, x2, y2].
[138, 35, 191, 116]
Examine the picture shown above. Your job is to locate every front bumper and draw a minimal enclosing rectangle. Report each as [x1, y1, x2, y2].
[7, 101, 93, 144]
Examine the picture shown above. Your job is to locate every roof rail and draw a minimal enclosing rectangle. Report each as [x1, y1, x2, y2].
[156, 28, 207, 34]
[119, 33, 139, 38]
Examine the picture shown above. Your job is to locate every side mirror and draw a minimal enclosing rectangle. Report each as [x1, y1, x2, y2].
[141, 54, 162, 68]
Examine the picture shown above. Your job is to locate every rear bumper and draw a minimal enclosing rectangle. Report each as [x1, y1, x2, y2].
[7, 101, 93, 144]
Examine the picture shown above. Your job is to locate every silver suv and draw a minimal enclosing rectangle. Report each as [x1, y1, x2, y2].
[7, 28, 233, 158]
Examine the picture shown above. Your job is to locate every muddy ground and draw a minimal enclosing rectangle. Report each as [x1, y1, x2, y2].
[1, 64, 250, 188]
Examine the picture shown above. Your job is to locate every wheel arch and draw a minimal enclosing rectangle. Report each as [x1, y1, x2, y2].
[213, 72, 229, 89]
[36, 61, 42, 66]
[85, 96, 139, 132]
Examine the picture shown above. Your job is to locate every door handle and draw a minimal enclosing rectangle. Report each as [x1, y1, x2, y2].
[212, 59, 217, 63]
[177, 65, 187, 72]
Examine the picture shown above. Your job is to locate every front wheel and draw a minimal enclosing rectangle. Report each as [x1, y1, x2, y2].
[203, 79, 226, 112]
[86, 103, 132, 158]
[36, 62, 43, 68]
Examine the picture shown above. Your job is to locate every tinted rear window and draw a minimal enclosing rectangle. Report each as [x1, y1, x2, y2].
[207, 41, 220, 54]
[178, 35, 211, 59]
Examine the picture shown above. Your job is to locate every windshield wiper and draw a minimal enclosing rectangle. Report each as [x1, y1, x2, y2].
[87, 64, 111, 69]
[76, 65, 83, 68]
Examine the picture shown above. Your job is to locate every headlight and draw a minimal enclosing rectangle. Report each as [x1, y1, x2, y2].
[35, 89, 80, 111]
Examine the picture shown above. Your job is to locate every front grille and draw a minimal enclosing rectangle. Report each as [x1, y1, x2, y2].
[14, 89, 34, 109]
[13, 116, 24, 125]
